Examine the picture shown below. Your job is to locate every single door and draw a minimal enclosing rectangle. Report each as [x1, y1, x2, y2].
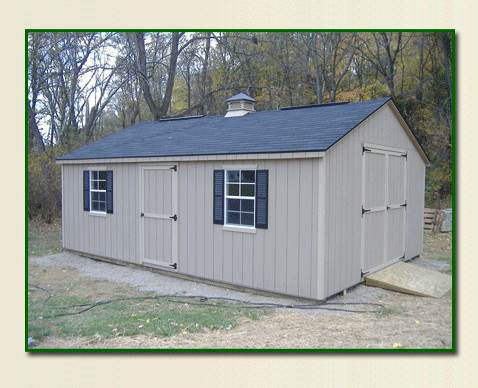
[361, 145, 407, 275]
[140, 165, 178, 269]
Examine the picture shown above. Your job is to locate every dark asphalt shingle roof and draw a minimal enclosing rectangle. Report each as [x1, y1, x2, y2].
[56, 97, 391, 161]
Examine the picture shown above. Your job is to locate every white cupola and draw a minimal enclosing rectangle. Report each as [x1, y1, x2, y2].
[224, 93, 256, 117]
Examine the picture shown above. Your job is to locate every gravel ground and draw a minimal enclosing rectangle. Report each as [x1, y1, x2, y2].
[30, 252, 450, 315]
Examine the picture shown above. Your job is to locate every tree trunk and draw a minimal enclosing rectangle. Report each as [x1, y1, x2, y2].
[199, 33, 211, 115]
[159, 32, 181, 117]
[28, 102, 45, 153]
[134, 32, 161, 120]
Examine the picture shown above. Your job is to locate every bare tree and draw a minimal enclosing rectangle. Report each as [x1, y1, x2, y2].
[28, 32, 124, 149]
[132, 32, 184, 120]
[299, 32, 358, 103]
[356, 32, 411, 100]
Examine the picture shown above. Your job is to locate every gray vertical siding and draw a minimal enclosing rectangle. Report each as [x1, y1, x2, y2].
[62, 156, 321, 300]
[61, 162, 141, 265]
[177, 158, 321, 299]
[323, 103, 427, 298]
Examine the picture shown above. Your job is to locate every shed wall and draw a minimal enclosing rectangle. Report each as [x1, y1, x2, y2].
[62, 162, 141, 265]
[61, 157, 322, 300]
[177, 158, 321, 299]
[323, 103, 426, 298]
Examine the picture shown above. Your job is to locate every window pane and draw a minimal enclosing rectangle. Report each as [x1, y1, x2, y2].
[226, 170, 239, 182]
[99, 202, 106, 212]
[91, 192, 99, 201]
[241, 170, 255, 183]
[241, 184, 255, 197]
[227, 198, 240, 211]
[99, 180, 107, 190]
[99, 171, 107, 180]
[241, 199, 254, 212]
[99, 192, 106, 201]
[227, 211, 240, 225]
[91, 201, 99, 211]
[92, 171, 98, 179]
[241, 212, 254, 226]
[227, 183, 239, 196]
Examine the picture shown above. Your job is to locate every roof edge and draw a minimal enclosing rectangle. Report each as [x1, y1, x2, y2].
[386, 100, 430, 165]
[323, 97, 392, 153]
[56, 150, 327, 164]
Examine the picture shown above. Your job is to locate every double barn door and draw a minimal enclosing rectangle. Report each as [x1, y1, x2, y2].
[361, 144, 408, 276]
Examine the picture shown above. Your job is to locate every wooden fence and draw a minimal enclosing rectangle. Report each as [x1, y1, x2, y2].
[423, 208, 444, 232]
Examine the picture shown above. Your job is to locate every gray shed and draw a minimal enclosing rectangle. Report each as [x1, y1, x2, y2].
[56, 95, 429, 300]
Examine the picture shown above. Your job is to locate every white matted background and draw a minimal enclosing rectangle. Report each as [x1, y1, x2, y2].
[2, 1, 476, 387]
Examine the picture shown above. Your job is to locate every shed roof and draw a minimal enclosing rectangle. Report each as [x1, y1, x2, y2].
[57, 97, 421, 161]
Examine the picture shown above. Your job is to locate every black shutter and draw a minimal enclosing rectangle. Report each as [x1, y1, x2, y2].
[255, 170, 268, 229]
[213, 170, 225, 224]
[106, 170, 113, 214]
[83, 170, 90, 211]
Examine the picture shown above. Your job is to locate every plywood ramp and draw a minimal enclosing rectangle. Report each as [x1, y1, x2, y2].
[364, 262, 452, 298]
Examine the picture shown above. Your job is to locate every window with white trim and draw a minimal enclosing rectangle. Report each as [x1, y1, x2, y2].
[90, 171, 107, 213]
[213, 169, 268, 229]
[83, 170, 113, 214]
[225, 169, 256, 227]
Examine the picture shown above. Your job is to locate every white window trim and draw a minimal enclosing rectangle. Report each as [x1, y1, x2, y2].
[89, 169, 107, 215]
[223, 225, 256, 234]
[223, 168, 257, 230]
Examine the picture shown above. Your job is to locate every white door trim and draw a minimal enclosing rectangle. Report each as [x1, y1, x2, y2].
[361, 144, 407, 276]
[139, 164, 178, 270]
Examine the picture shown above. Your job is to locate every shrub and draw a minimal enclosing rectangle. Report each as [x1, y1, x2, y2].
[28, 150, 61, 223]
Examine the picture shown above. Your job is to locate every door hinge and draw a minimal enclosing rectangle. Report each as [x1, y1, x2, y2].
[362, 206, 370, 216]
[169, 263, 177, 269]
[140, 212, 144, 217]
[362, 146, 371, 154]
[169, 214, 178, 221]
[401, 201, 407, 209]
[170, 165, 177, 172]
[361, 270, 369, 278]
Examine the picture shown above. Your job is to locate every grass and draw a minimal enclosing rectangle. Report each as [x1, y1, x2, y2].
[28, 218, 64, 257]
[28, 286, 268, 342]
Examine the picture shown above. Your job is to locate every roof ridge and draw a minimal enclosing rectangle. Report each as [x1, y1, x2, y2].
[280, 101, 350, 111]
[159, 115, 204, 122]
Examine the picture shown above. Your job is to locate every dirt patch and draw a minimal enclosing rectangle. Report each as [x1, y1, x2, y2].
[28, 262, 151, 301]
[422, 232, 452, 260]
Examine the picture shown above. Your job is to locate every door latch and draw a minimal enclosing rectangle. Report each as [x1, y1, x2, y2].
[169, 263, 177, 269]
[169, 214, 177, 221]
